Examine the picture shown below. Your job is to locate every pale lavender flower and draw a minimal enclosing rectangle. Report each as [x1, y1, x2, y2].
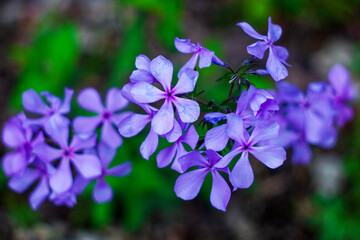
[175, 37, 225, 78]
[130, 55, 200, 135]
[237, 17, 290, 81]
[129, 54, 156, 83]
[215, 114, 286, 189]
[174, 150, 231, 211]
[33, 123, 101, 193]
[73, 87, 130, 149]
[1, 113, 43, 176]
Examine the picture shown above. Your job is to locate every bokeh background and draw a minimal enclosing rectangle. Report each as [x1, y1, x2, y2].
[1, 0, 360, 239]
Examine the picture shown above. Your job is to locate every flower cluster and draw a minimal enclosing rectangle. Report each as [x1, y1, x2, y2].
[1, 17, 356, 212]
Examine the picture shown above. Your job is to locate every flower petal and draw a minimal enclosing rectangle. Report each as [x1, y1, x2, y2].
[171, 143, 188, 173]
[205, 124, 229, 151]
[173, 97, 200, 123]
[267, 17, 282, 42]
[29, 177, 50, 210]
[8, 168, 40, 193]
[107, 161, 132, 177]
[177, 53, 199, 78]
[77, 88, 104, 113]
[225, 113, 246, 143]
[151, 100, 174, 135]
[181, 125, 199, 149]
[130, 82, 164, 103]
[49, 158, 72, 193]
[129, 69, 155, 83]
[174, 37, 198, 53]
[70, 133, 97, 152]
[266, 47, 288, 81]
[156, 144, 177, 168]
[33, 143, 62, 162]
[59, 88, 74, 114]
[22, 89, 50, 115]
[118, 113, 150, 137]
[105, 87, 128, 112]
[173, 68, 199, 95]
[204, 112, 227, 125]
[165, 119, 182, 143]
[174, 168, 209, 200]
[198, 48, 215, 69]
[93, 178, 113, 203]
[229, 152, 254, 189]
[101, 121, 122, 149]
[150, 55, 173, 92]
[237, 22, 267, 40]
[135, 54, 151, 71]
[71, 154, 102, 179]
[249, 122, 279, 145]
[292, 140, 312, 165]
[2, 121, 26, 148]
[98, 141, 116, 168]
[73, 116, 102, 133]
[247, 41, 270, 59]
[140, 128, 159, 160]
[178, 150, 210, 172]
[210, 170, 231, 211]
[328, 64, 354, 100]
[250, 145, 286, 169]
[2, 152, 28, 176]
[214, 148, 242, 169]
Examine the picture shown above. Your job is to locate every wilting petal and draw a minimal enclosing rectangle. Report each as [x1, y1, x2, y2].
[225, 113, 245, 143]
[292, 140, 312, 165]
[198, 48, 214, 68]
[106, 88, 128, 112]
[237, 22, 267, 40]
[249, 122, 279, 144]
[29, 177, 50, 210]
[181, 125, 199, 149]
[247, 41, 269, 59]
[77, 88, 105, 113]
[93, 178, 113, 203]
[33, 143, 62, 162]
[70, 133, 97, 152]
[135, 54, 151, 71]
[229, 152, 254, 189]
[266, 47, 288, 81]
[58, 88, 74, 114]
[107, 162, 132, 177]
[152, 100, 174, 135]
[205, 124, 229, 152]
[73, 116, 102, 133]
[22, 89, 50, 115]
[101, 121, 122, 148]
[49, 158, 72, 193]
[172, 68, 199, 95]
[129, 69, 155, 83]
[178, 53, 199, 78]
[98, 141, 116, 168]
[118, 113, 150, 137]
[2, 121, 26, 148]
[174, 168, 209, 200]
[173, 97, 200, 123]
[140, 128, 158, 160]
[156, 144, 177, 168]
[267, 17, 282, 42]
[130, 82, 164, 103]
[71, 154, 102, 179]
[2, 152, 28, 176]
[210, 170, 231, 211]
[8, 168, 40, 193]
[250, 145, 286, 169]
[174, 37, 198, 53]
[150, 55, 173, 92]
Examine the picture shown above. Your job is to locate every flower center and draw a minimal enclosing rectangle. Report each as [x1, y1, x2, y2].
[102, 111, 112, 120]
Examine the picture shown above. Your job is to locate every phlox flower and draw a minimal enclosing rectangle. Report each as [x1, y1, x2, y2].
[129, 54, 156, 83]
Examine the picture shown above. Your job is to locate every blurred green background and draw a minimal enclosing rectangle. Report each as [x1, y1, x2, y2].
[1, 0, 360, 239]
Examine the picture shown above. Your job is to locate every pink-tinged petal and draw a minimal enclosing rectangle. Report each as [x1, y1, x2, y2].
[140, 128, 159, 160]
[49, 158, 72, 193]
[266, 48, 288, 81]
[150, 55, 174, 92]
[177, 53, 199, 78]
[247, 41, 270, 59]
[174, 37, 198, 53]
[205, 124, 229, 152]
[210, 170, 231, 211]
[214, 148, 242, 169]
[229, 152, 254, 189]
[44, 116, 70, 148]
[106, 87, 128, 112]
[129, 69, 155, 83]
[225, 113, 246, 143]
[237, 22, 267, 40]
[2, 121, 26, 148]
[152, 100, 174, 135]
[118, 113, 150, 137]
[178, 150, 210, 173]
[267, 17, 282, 42]
[171, 143, 188, 173]
[173, 69, 199, 95]
[156, 144, 177, 168]
[33, 143, 62, 162]
[328, 64, 354, 100]
[198, 48, 214, 68]
[181, 125, 199, 149]
[73, 116, 102, 133]
[165, 119, 182, 143]
[97, 141, 116, 168]
[2, 152, 28, 176]
[8, 168, 40, 193]
[22, 89, 50, 115]
[250, 146, 286, 169]
[130, 82, 164, 103]
[173, 97, 200, 123]
[174, 168, 209, 200]
[77, 88, 104, 113]
[71, 154, 102, 179]
[93, 178, 113, 203]
[135, 54, 151, 71]
[29, 177, 50, 210]
[70, 133, 97, 152]
[59, 88, 74, 114]
[107, 162, 132, 177]
[101, 121, 122, 149]
[292, 140, 312, 165]
[249, 122, 279, 145]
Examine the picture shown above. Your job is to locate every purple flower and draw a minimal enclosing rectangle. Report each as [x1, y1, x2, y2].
[237, 17, 290, 81]
[73, 87, 130, 149]
[118, 104, 159, 160]
[175, 37, 225, 78]
[130, 55, 200, 135]
[129, 55, 156, 83]
[215, 114, 286, 189]
[157, 121, 199, 172]
[33, 123, 102, 193]
[328, 64, 356, 127]
[1, 113, 44, 176]
[174, 150, 231, 211]
[22, 88, 73, 130]
[8, 158, 54, 209]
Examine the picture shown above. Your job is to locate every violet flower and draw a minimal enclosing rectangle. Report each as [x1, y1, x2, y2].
[237, 17, 290, 81]
[1, 113, 43, 176]
[73, 87, 130, 149]
[174, 150, 231, 211]
[129, 54, 156, 83]
[215, 113, 286, 189]
[175, 37, 225, 78]
[130, 55, 200, 135]
[33, 123, 101, 193]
